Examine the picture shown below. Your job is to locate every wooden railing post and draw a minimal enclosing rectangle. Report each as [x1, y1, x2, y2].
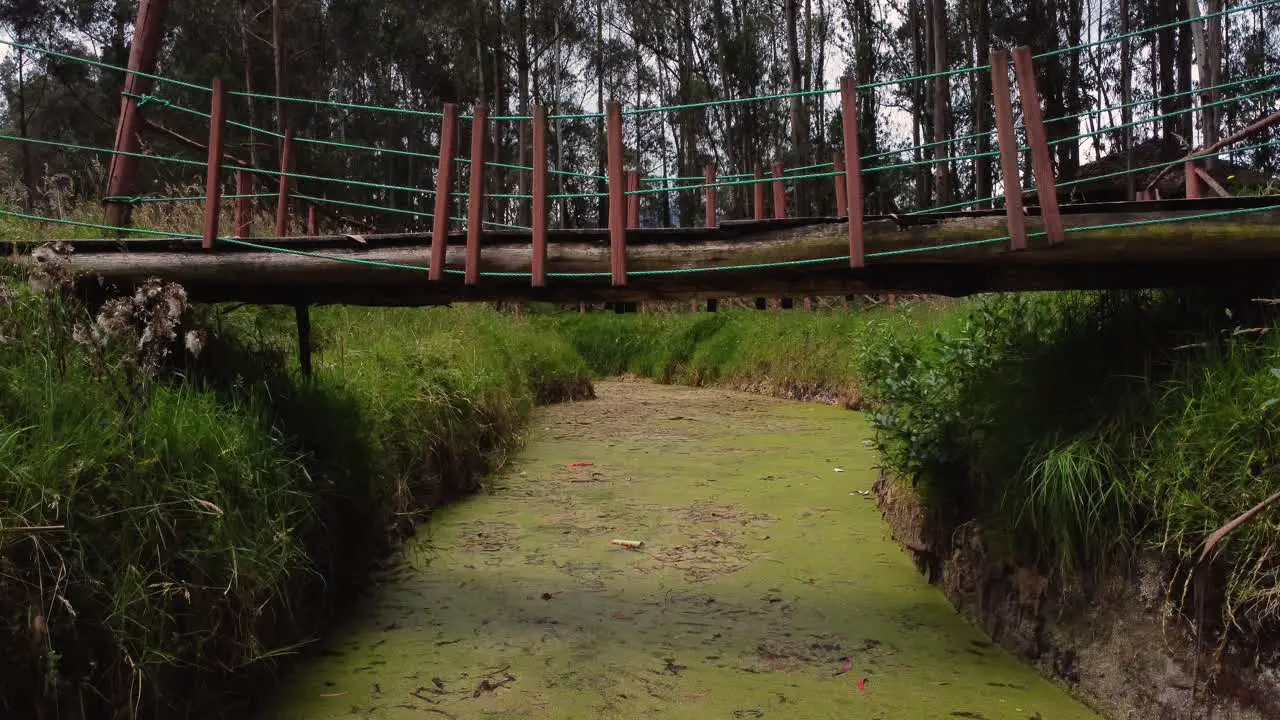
[274, 128, 294, 238]
[840, 76, 865, 268]
[772, 162, 786, 219]
[606, 102, 627, 286]
[465, 104, 488, 285]
[531, 104, 548, 287]
[201, 78, 226, 251]
[1011, 46, 1064, 246]
[704, 165, 717, 227]
[753, 165, 766, 221]
[430, 104, 459, 280]
[990, 49, 1027, 251]
[104, 0, 169, 229]
[306, 204, 317, 236]
[234, 169, 252, 238]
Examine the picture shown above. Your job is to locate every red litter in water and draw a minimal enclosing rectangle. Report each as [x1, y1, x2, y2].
[856, 677, 867, 694]
[567, 462, 594, 468]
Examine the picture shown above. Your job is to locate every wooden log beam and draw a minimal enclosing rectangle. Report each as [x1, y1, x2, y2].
[13, 203, 1280, 306]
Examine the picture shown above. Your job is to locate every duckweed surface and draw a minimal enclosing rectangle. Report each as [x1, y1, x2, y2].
[260, 381, 1098, 719]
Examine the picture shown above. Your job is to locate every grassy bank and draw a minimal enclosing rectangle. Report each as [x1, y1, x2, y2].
[0, 252, 591, 718]
[550, 303, 956, 406]
[552, 294, 1280, 635]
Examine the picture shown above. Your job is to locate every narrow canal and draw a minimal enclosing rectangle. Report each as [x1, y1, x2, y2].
[260, 381, 1098, 719]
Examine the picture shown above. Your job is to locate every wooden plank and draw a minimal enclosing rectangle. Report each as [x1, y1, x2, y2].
[754, 165, 766, 221]
[772, 162, 786, 219]
[234, 170, 252, 238]
[465, 104, 488, 285]
[833, 151, 847, 218]
[990, 49, 1027, 251]
[704, 165, 717, 227]
[1185, 160, 1201, 199]
[201, 78, 226, 251]
[430, 103, 458, 281]
[1012, 47, 1064, 246]
[627, 171, 640, 228]
[607, 102, 627, 285]
[274, 128, 294, 238]
[104, 0, 170, 229]
[840, 76, 865, 267]
[531, 104, 548, 287]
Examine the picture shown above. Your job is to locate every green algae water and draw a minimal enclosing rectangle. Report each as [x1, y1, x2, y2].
[260, 382, 1098, 719]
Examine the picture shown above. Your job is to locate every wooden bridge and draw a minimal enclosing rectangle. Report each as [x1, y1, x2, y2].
[3, 0, 1280, 307]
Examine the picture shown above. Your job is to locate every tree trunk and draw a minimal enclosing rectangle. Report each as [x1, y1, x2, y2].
[272, 0, 286, 134]
[1120, 0, 1134, 200]
[911, 0, 929, 207]
[786, 0, 809, 212]
[930, 0, 951, 205]
[974, 0, 992, 205]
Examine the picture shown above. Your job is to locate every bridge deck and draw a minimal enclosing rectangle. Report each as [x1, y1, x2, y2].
[8, 197, 1280, 305]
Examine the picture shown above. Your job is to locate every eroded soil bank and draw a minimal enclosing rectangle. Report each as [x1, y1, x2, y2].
[257, 381, 1097, 719]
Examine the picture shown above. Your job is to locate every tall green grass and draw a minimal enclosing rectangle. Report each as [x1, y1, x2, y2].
[0, 266, 590, 717]
[551, 303, 956, 404]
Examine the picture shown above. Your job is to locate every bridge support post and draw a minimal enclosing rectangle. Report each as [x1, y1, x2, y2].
[431, 103, 459, 281]
[275, 128, 294, 237]
[753, 165, 766, 220]
[532, 104, 548, 287]
[104, 0, 170, 230]
[606, 102, 627, 285]
[840, 76, 865, 267]
[1185, 160, 1201, 199]
[1011, 47, 1064, 246]
[201, 78, 226, 251]
[771, 162, 786, 219]
[465, 104, 488, 286]
[990, 48, 1028, 251]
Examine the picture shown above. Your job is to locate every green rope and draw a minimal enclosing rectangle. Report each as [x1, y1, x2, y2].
[1057, 137, 1280, 191]
[0, 132, 207, 168]
[292, 193, 434, 219]
[0, 38, 211, 92]
[622, 87, 837, 117]
[450, 191, 534, 200]
[222, 237, 429, 271]
[1035, 0, 1279, 59]
[103, 193, 278, 204]
[0, 208, 199, 238]
[225, 89, 445, 118]
[230, 162, 438, 197]
[1047, 82, 1280, 149]
[549, 191, 609, 200]
[784, 162, 837, 174]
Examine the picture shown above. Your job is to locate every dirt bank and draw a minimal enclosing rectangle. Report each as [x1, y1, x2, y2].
[873, 473, 1280, 720]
